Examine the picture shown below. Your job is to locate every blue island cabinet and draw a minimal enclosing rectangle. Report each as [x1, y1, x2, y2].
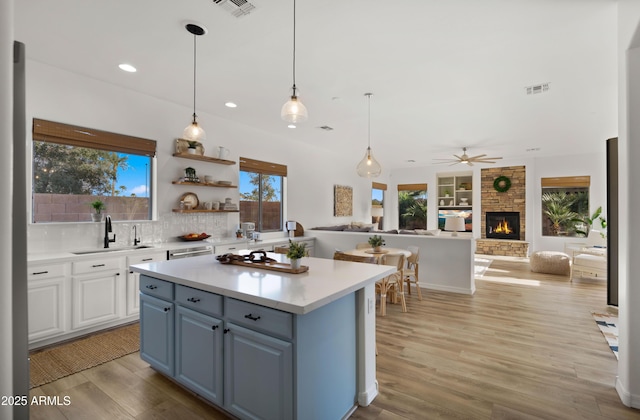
[139, 274, 358, 420]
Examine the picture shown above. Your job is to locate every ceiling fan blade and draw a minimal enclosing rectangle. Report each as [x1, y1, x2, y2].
[466, 161, 474, 166]
[448, 161, 461, 166]
[468, 154, 486, 160]
[453, 154, 463, 160]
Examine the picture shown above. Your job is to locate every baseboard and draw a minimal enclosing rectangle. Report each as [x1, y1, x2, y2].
[357, 379, 379, 406]
[616, 377, 640, 408]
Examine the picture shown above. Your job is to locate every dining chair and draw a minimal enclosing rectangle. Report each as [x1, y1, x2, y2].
[356, 242, 371, 250]
[376, 253, 407, 315]
[333, 251, 377, 264]
[404, 245, 422, 300]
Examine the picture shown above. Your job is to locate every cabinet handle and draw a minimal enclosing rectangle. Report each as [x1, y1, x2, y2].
[116, 272, 120, 276]
[91, 264, 106, 268]
[142, 258, 153, 261]
[187, 297, 200, 303]
[212, 325, 219, 331]
[130, 270, 134, 274]
[224, 328, 230, 334]
[146, 285, 158, 290]
[32, 271, 49, 275]
[163, 307, 171, 312]
[244, 313, 261, 321]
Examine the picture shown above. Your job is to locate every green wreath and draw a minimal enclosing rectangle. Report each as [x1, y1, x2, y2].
[493, 176, 511, 192]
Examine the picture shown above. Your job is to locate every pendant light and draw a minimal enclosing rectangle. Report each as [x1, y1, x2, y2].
[182, 23, 207, 142]
[356, 93, 382, 178]
[281, 0, 308, 123]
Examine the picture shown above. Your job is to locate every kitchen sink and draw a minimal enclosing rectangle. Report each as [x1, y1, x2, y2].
[71, 245, 154, 255]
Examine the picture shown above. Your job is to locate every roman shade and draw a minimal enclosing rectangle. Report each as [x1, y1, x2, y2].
[541, 176, 590, 188]
[397, 183, 427, 191]
[239, 157, 287, 177]
[32, 118, 156, 157]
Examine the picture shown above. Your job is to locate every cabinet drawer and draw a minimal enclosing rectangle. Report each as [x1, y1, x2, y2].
[225, 298, 292, 340]
[176, 285, 222, 317]
[214, 243, 246, 255]
[140, 275, 174, 301]
[127, 251, 167, 267]
[72, 257, 121, 275]
[28, 263, 67, 280]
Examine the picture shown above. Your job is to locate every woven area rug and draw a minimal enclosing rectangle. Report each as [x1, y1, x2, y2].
[591, 312, 618, 360]
[29, 322, 140, 388]
[475, 257, 492, 278]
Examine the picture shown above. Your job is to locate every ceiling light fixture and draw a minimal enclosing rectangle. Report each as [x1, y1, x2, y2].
[356, 93, 382, 178]
[118, 63, 137, 73]
[182, 23, 207, 142]
[280, 0, 308, 123]
[224, 102, 237, 108]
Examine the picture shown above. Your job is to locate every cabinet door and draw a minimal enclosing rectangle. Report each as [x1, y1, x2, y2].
[140, 293, 174, 376]
[28, 277, 66, 341]
[175, 306, 223, 405]
[71, 271, 120, 329]
[224, 323, 293, 420]
[127, 252, 167, 316]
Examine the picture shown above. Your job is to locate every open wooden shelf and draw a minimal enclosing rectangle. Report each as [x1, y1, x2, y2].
[173, 153, 235, 165]
[172, 180, 236, 188]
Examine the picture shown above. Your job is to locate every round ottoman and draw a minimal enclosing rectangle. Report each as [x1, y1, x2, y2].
[530, 251, 571, 276]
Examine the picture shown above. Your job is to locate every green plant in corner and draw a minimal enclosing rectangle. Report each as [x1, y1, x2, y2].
[368, 235, 385, 248]
[574, 206, 607, 237]
[90, 200, 105, 214]
[286, 240, 307, 259]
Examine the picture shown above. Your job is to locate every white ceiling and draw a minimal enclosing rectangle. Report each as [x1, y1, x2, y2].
[15, 0, 618, 170]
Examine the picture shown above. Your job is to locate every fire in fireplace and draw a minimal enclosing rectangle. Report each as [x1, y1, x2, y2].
[486, 212, 520, 240]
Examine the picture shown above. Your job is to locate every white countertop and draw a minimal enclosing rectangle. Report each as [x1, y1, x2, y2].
[131, 252, 394, 315]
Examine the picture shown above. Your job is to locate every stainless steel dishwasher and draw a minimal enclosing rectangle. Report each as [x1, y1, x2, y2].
[167, 245, 214, 260]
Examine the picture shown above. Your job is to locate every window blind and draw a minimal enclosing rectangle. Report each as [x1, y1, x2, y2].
[239, 157, 287, 177]
[541, 176, 590, 188]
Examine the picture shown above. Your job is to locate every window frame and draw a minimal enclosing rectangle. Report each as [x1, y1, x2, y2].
[540, 176, 591, 237]
[239, 157, 287, 233]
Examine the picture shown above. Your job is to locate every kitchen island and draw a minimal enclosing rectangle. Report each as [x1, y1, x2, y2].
[130, 252, 394, 420]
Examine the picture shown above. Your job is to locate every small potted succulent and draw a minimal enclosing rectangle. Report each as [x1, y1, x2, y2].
[187, 141, 198, 154]
[90, 200, 105, 222]
[368, 235, 385, 252]
[286, 240, 307, 270]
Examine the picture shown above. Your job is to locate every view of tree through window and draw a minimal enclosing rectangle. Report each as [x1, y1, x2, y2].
[372, 187, 384, 230]
[239, 171, 283, 232]
[32, 142, 152, 222]
[398, 188, 427, 230]
[541, 188, 590, 237]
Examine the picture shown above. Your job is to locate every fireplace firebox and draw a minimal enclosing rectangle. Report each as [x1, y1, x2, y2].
[486, 212, 520, 240]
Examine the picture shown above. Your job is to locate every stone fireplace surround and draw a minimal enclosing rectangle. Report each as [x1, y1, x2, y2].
[477, 166, 528, 257]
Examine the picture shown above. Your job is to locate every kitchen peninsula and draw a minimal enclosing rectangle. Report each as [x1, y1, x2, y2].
[130, 252, 394, 420]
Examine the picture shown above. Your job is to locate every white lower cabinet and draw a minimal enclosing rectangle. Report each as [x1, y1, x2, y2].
[27, 262, 69, 342]
[126, 251, 167, 316]
[71, 256, 122, 330]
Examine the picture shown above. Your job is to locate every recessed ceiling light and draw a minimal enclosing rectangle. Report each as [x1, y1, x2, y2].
[224, 102, 237, 108]
[118, 63, 137, 73]
[407, 159, 416, 163]
[288, 124, 296, 129]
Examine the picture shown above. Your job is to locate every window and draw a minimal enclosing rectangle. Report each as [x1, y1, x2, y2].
[398, 183, 427, 229]
[541, 176, 590, 237]
[239, 157, 286, 232]
[31, 119, 156, 223]
[372, 182, 386, 230]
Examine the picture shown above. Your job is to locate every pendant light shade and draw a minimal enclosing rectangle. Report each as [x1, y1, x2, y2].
[357, 93, 382, 178]
[183, 23, 207, 142]
[281, 0, 308, 123]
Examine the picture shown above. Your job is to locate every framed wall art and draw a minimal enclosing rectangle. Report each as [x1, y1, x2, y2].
[334, 185, 353, 217]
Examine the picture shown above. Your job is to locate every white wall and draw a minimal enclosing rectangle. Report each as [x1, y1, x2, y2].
[25, 61, 375, 251]
[389, 152, 605, 253]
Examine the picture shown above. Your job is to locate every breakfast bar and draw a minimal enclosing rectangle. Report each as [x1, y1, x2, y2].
[130, 252, 394, 420]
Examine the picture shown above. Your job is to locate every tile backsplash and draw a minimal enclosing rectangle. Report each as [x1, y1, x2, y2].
[27, 212, 235, 253]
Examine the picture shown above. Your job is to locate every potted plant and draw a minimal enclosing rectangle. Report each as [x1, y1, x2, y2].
[90, 200, 105, 222]
[187, 141, 198, 154]
[286, 240, 307, 269]
[368, 235, 385, 252]
[444, 189, 451, 197]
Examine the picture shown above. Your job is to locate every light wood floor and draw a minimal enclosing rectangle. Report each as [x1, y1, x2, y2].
[29, 256, 640, 419]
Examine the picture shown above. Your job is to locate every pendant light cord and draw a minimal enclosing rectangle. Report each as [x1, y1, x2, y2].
[192, 33, 197, 121]
[292, 0, 297, 95]
[366, 93, 372, 149]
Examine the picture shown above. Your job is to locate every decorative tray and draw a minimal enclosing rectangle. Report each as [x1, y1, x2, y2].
[216, 252, 308, 274]
[179, 233, 211, 241]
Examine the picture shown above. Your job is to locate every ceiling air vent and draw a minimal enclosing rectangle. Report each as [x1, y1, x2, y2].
[212, 0, 255, 18]
[525, 83, 550, 95]
[319, 126, 334, 131]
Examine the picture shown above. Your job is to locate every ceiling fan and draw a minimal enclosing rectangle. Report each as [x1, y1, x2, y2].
[433, 147, 503, 166]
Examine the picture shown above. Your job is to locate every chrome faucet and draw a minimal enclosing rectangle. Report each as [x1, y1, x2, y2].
[133, 224, 140, 246]
[104, 215, 116, 248]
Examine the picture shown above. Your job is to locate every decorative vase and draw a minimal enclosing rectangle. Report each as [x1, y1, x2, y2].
[91, 213, 103, 222]
[187, 147, 197, 155]
[373, 246, 382, 253]
[290, 258, 301, 270]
